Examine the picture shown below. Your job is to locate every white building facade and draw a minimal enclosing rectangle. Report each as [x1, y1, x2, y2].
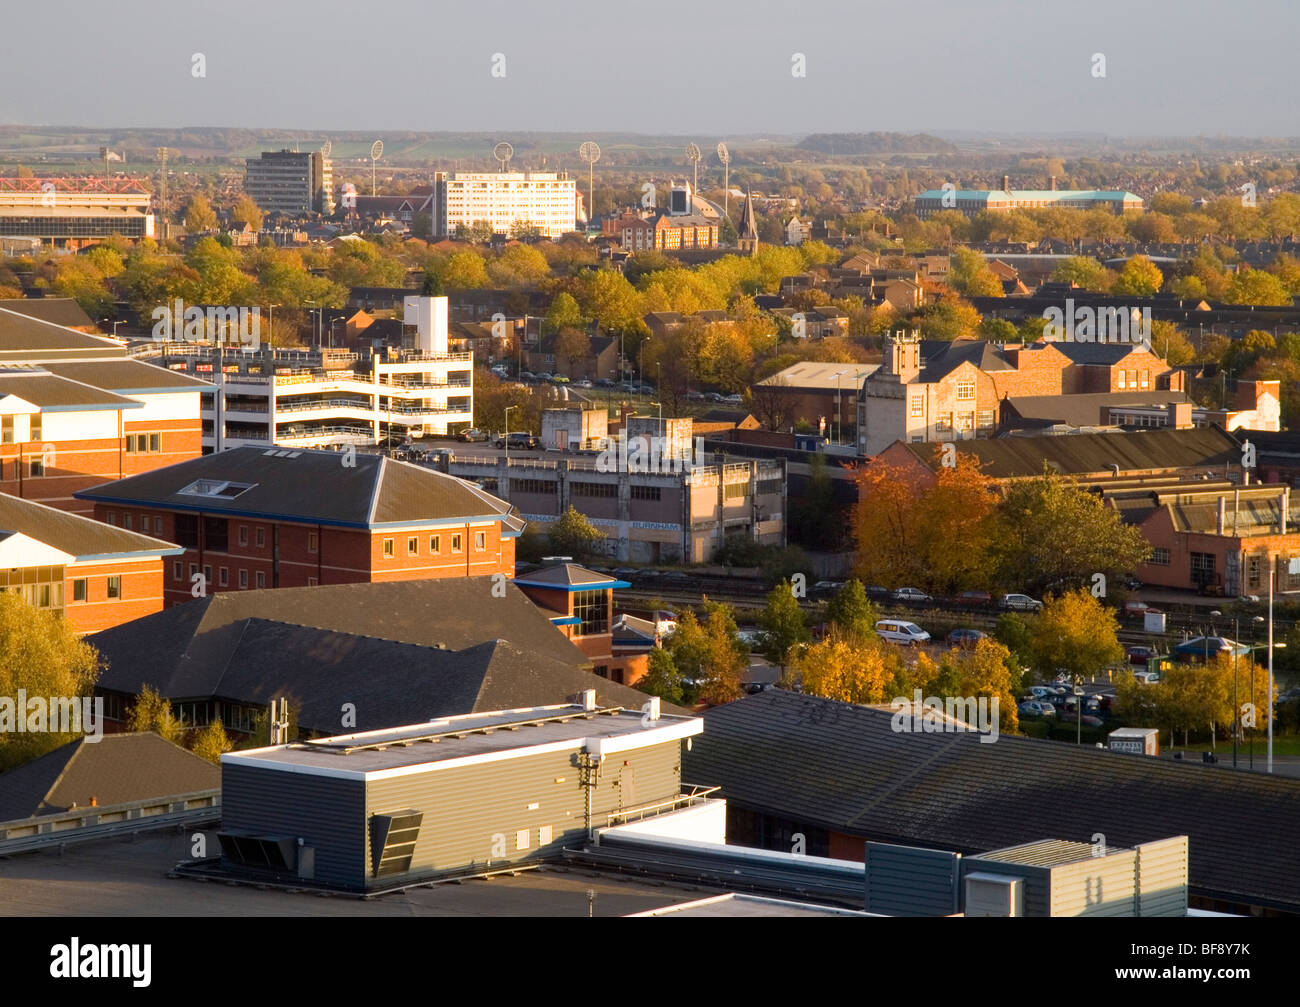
[432, 171, 578, 239]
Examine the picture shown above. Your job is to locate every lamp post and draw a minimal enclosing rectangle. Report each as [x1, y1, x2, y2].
[504, 405, 515, 465]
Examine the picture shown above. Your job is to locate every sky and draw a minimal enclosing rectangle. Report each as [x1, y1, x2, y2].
[1, 0, 1297, 137]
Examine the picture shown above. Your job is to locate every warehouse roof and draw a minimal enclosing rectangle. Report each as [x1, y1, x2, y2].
[76, 446, 522, 530]
[225, 703, 701, 779]
[682, 690, 1300, 913]
[898, 426, 1240, 480]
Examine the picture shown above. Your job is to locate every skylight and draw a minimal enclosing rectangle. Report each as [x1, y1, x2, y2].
[177, 478, 255, 499]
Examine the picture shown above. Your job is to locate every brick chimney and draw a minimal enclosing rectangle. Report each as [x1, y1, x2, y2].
[886, 331, 921, 381]
[1003, 175, 1011, 193]
[1050, 175, 1057, 191]
[1166, 401, 1193, 429]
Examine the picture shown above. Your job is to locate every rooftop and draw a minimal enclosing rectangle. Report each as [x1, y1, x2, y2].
[0, 491, 181, 561]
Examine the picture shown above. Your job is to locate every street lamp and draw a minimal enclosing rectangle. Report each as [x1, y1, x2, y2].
[504, 405, 515, 464]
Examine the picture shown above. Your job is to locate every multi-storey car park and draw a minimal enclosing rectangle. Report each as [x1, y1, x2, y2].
[131, 295, 472, 450]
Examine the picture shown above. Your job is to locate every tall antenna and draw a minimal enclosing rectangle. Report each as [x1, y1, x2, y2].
[493, 141, 513, 172]
[579, 141, 600, 227]
[369, 139, 383, 197]
[685, 142, 701, 195]
[156, 147, 169, 239]
[716, 142, 730, 219]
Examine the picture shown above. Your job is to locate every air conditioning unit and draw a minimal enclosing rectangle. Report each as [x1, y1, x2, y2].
[964, 872, 1024, 917]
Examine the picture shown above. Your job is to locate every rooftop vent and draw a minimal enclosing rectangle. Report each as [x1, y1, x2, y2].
[177, 478, 255, 499]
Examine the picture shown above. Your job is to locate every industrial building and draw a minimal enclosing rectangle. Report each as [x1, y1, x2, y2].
[213, 695, 706, 890]
[431, 171, 579, 239]
[914, 185, 1143, 219]
[0, 177, 155, 247]
[243, 150, 334, 217]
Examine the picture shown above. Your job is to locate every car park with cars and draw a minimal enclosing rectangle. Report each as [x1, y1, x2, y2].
[891, 587, 932, 604]
[1000, 593, 1043, 612]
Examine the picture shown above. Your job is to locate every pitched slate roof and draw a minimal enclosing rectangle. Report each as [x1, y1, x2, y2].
[683, 690, 1300, 912]
[76, 447, 521, 530]
[0, 491, 181, 559]
[513, 563, 630, 590]
[42, 359, 211, 393]
[0, 370, 139, 409]
[87, 580, 671, 733]
[915, 340, 1015, 382]
[0, 733, 218, 821]
[1004, 390, 1191, 429]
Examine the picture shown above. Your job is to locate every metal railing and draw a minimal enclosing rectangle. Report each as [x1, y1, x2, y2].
[0, 789, 221, 856]
[604, 785, 721, 828]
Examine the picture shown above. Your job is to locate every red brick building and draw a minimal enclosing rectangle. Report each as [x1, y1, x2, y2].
[76, 446, 523, 607]
[0, 303, 205, 514]
[0, 491, 181, 634]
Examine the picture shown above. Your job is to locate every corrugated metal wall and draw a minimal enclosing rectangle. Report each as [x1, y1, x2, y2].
[960, 859, 1052, 916]
[864, 842, 960, 916]
[362, 741, 681, 887]
[1135, 836, 1189, 916]
[221, 763, 367, 889]
[1049, 851, 1139, 917]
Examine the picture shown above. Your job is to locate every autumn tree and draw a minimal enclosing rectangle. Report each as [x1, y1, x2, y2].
[947, 247, 1004, 298]
[991, 472, 1150, 596]
[797, 633, 897, 705]
[230, 194, 264, 232]
[184, 194, 218, 232]
[913, 456, 998, 596]
[191, 718, 234, 764]
[638, 647, 684, 705]
[0, 593, 101, 771]
[126, 683, 187, 746]
[1111, 255, 1163, 297]
[852, 460, 927, 588]
[1030, 589, 1124, 683]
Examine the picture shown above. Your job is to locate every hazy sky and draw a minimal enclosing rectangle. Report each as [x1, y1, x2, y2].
[1, 0, 1297, 136]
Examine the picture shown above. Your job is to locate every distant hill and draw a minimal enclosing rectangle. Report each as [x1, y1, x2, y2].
[797, 132, 959, 155]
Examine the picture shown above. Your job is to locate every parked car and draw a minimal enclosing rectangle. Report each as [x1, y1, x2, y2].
[551, 374, 570, 384]
[495, 431, 539, 449]
[876, 619, 931, 646]
[1000, 593, 1043, 612]
[458, 427, 489, 442]
[1133, 670, 1162, 684]
[1029, 686, 1056, 700]
[864, 585, 891, 600]
[1018, 700, 1056, 719]
[813, 580, 845, 597]
[946, 628, 988, 649]
[722, 393, 744, 404]
[891, 587, 932, 604]
[1126, 645, 1158, 667]
[574, 378, 593, 388]
[953, 590, 992, 608]
[1123, 599, 1150, 617]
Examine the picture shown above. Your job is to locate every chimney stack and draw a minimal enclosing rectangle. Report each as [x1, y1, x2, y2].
[1050, 175, 1057, 191]
[1003, 175, 1010, 193]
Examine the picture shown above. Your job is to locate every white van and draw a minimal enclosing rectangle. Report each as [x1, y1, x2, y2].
[876, 619, 931, 646]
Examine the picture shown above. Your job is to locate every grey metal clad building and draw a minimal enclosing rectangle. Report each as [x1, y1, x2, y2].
[243, 150, 334, 217]
[217, 698, 703, 891]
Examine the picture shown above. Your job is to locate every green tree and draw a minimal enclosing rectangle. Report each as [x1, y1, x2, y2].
[825, 580, 877, 640]
[1050, 256, 1115, 293]
[759, 581, 810, 670]
[0, 593, 101, 771]
[126, 683, 187, 746]
[638, 647, 684, 705]
[546, 506, 602, 560]
[442, 251, 490, 289]
[230, 194, 264, 232]
[1223, 268, 1292, 307]
[543, 291, 585, 336]
[948, 247, 1004, 297]
[421, 269, 444, 296]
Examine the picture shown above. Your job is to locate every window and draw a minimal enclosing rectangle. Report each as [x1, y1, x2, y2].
[107, 512, 116, 526]
[255, 528, 265, 548]
[516, 829, 529, 852]
[631, 485, 661, 502]
[1140, 370, 1150, 389]
[203, 517, 228, 552]
[573, 589, 609, 637]
[149, 433, 160, 452]
[308, 577, 318, 587]
[72, 579, 87, 602]
[1247, 554, 1262, 587]
[174, 514, 199, 549]
[383, 538, 394, 558]
[956, 381, 975, 401]
[239, 569, 248, 589]
[173, 561, 183, 580]
[219, 566, 229, 586]
[29, 456, 44, 478]
[2, 417, 12, 444]
[154, 516, 163, 534]
[407, 536, 419, 555]
[724, 481, 750, 500]
[571, 482, 617, 498]
[106, 576, 121, 600]
[123, 513, 133, 530]
[936, 413, 953, 433]
[475, 531, 486, 551]
[239, 525, 248, 546]
[203, 565, 212, 587]
[256, 571, 265, 589]
[430, 535, 441, 554]
[29, 416, 40, 440]
[977, 409, 995, 429]
[189, 563, 198, 579]
[910, 397, 923, 417]
[510, 478, 555, 495]
[1150, 548, 1170, 566]
[308, 532, 318, 553]
[1117, 371, 1127, 389]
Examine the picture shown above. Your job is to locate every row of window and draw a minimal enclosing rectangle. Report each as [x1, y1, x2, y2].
[382, 531, 486, 558]
[1115, 370, 1152, 390]
[125, 433, 163, 454]
[171, 561, 305, 591]
[0, 416, 41, 444]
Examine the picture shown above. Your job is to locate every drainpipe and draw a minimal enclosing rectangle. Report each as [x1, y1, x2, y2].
[1217, 497, 1225, 536]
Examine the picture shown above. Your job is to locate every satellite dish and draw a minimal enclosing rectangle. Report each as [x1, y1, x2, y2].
[493, 141, 514, 170]
[370, 140, 383, 161]
[716, 142, 730, 166]
[685, 143, 701, 163]
[579, 141, 601, 164]
[320, 140, 332, 158]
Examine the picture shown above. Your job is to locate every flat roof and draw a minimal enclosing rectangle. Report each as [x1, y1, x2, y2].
[223, 703, 702, 781]
[629, 893, 875, 917]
